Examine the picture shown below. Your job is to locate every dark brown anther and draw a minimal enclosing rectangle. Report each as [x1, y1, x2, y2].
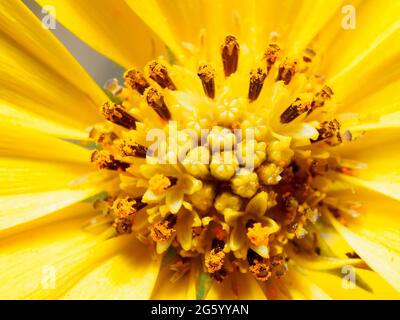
[276, 59, 297, 85]
[309, 85, 333, 114]
[311, 119, 342, 145]
[101, 101, 138, 130]
[245, 219, 256, 229]
[147, 61, 176, 90]
[120, 139, 148, 158]
[133, 196, 147, 211]
[167, 176, 178, 187]
[303, 48, 316, 63]
[209, 268, 228, 282]
[124, 69, 150, 94]
[197, 64, 215, 99]
[145, 87, 171, 120]
[91, 150, 129, 171]
[248, 68, 267, 101]
[264, 43, 280, 72]
[280, 98, 311, 123]
[212, 238, 225, 252]
[221, 35, 240, 77]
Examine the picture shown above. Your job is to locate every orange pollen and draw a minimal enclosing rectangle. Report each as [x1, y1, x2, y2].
[246, 223, 270, 246]
[205, 249, 225, 273]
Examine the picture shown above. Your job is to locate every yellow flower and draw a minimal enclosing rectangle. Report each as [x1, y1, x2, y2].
[0, 0, 400, 300]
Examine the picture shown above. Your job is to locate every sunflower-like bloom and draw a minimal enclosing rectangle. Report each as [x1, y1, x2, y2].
[0, 0, 399, 300]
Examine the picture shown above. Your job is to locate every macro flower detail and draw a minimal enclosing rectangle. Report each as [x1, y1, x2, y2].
[0, 0, 399, 300]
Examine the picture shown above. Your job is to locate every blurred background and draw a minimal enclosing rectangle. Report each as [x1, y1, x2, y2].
[23, 0, 125, 87]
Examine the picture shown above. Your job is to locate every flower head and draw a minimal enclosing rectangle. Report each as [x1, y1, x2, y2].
[1, 0, 400, 300]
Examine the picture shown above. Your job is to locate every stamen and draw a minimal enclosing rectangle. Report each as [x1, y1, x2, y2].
[205, 239, 226, 274]
[264, 43, 280, 72]
[276, 59, 297, 85]
[101, 101, 138, 130]
[308, 85, 333, 114]
[247, 249, 271, 281]
[147, 61, 177, 90]
[303, 48, 316, 63]
[112, 196, 146, 234]
[197, 64, 216, 99]
[221, 35, 240, 77]
[91, 150, 129, 171]
[89, 127, 118, 147]
[312, 119, 342, 145]
[280, 98, 311, 123]
[124, 69, 150, 94]
[145, 87, 171, 120]
[119, 139, 148, 158]
[248, 68, 267, 101]
[150, 215, 177, 242]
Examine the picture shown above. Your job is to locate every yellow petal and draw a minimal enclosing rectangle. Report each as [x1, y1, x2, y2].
[125, 0, 186, 62]
[0, 187, 102, 235]
[35, 0, 169, 68]
[0, 159, 91, 196]
[284, 0, 344, 56]
[336, 80, 400, 118]
[63, 236, 160, 299]
[233, 272, 266, 299]
[151, 256, 197, 299]
[302, 268, 400, 299]
[340, 174, 400, 201]
[0, 122, 90, 163]
[283, 268, 332, 300]
[326, 1, 400, 107]
[335, 126, 400, 201]
[0, 102, 88, 140]
[326, 210, 400, 291]
[207, 272, 266, 300]
[0, 1, 106, 138]
[0, 216, 124, 299]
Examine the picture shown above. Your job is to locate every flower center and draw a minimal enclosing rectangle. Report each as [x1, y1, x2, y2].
[89, 34, 345, 283]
